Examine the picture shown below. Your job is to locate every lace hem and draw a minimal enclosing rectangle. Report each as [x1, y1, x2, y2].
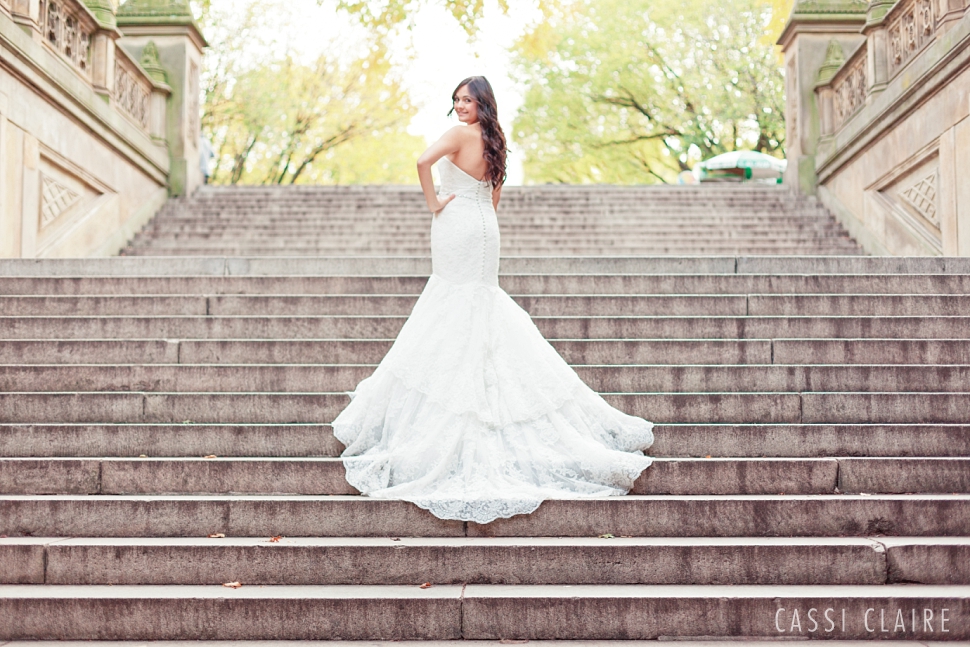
[333, 369, 653, 524]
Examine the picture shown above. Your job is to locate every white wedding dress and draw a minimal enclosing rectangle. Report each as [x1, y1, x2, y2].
[332, 157, 655, 524]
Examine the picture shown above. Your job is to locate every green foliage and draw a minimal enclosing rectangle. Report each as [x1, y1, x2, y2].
[201, 1, 424, 185]
[334, 0, 513, 35]
[512, 0, 787, 184]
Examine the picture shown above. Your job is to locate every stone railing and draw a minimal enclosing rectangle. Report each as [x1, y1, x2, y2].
[886, 0, 937, 78]
[39, 0, 97, 79]
[113, 44, 152, 130]
[0, 0, 203, 260]
[781, 0, 970, 256]
[832, 43, 867, 132]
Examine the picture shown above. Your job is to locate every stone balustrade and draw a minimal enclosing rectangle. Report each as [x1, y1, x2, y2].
[886, 0, 938, 78]
[0, 0, 201, 259]
[782, 0, 970, 256]
[39, 0, 96, 78]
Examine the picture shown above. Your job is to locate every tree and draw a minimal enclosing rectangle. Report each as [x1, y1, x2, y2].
[335, 0, 516, 35]
[200, 0, 425, 185]
[512, 0, 787, 184]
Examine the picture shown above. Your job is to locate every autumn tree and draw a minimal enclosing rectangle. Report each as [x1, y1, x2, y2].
[512, 0, 788, 184]
[200, 0, 425, 185]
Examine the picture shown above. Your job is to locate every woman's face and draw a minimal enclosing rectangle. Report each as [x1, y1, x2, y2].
[453, 85, 479, 124]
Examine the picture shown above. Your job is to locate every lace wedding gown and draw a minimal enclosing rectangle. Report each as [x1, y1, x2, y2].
[332, 157, 655, 524]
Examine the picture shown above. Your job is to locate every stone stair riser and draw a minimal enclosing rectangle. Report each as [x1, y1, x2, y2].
[3, 364, 970, 393]
[4, 316, 970, 341]
[2, 496, 969, 537]
[5, 274, 970, 295]
[2, 457, 968, 496]
[4, 538, 944, 586]
[4, 423, 969, 459]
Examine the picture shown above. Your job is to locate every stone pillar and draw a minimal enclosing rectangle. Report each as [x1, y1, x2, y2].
[10, 0, 42, 40]
[938, 111, 970, 256]
[20, 132, 39, 258]
[814, 40, 844, 138]
[89, 32, 117, 96]
[139, 41, 171, 142]
[0, 89, 18, 259]
[863, 0, 893, 95]
[116, 0, 206, 196]
[937, 0, 969, 33]
[777, 0, 867, 194]
[85, 1, 122, 97]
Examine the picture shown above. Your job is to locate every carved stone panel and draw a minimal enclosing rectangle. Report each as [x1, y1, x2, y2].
[38, 0, 94, 78]
[887, 0, 936, 78]
[113, 52, 151, 131]
[875, 154, 943, 253]
[35, 149, 108, 246]
[832, 48, 867, 131]
[40, 174, 81, 228]
[899, 171, 939, 228]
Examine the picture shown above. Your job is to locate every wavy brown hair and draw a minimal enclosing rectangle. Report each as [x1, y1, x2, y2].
[450, 76, 507, 188]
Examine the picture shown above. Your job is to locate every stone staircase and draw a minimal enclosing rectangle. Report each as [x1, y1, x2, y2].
[2, 185, 970, 640]
[124, 184, 863, 256]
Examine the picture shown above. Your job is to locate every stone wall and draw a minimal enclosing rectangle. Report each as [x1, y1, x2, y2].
[781, 0, 970, 256]
[0, 0, 203, 258]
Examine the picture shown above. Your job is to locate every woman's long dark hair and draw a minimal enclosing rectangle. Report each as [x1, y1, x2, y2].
[450, 76, 507, 187]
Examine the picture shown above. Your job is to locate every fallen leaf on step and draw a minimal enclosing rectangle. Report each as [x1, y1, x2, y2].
[419, 582, 432, 589]
[203, 455, 217, 459]
[268, 535, 283, 543]
[208, 533, 226, 538]
[499, 639, 529, 644]
[598, 533, 614, 539]
[705, 455, 712, 459]
[138, 454, 147, 458]
[223, 581, 242, 588]
[391, 537, 401, 541]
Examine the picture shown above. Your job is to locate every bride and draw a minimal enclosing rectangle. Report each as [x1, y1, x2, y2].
[332, 76, 655, 524]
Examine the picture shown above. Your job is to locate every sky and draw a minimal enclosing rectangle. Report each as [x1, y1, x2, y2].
[208, 0, 538, 184]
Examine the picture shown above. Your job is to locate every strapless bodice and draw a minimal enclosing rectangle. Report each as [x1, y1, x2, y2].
[438, 157, 492, 203]
[430, 157, 500, 286]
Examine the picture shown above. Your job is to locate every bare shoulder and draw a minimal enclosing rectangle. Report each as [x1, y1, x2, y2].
[441, 125, 468, 142]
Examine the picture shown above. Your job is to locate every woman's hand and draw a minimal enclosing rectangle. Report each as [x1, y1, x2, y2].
[429, 193, 456, 216]
[417, 128, 463, 216]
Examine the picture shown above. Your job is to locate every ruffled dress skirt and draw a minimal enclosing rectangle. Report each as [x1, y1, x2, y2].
[331, 158, 654, 524]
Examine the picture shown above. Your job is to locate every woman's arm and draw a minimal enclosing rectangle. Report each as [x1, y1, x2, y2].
[492, 183, 503, 211]
[417, 127, 463, 215]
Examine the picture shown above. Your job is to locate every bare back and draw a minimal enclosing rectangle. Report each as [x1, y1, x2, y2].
[447, 125, 487, 181]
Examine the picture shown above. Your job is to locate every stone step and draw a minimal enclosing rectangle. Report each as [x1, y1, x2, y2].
[3, 423, 967, 459]
[5, 256, 968, 276]
[6, 274, 970, 295]
[2, 293, 966, 316]
[4, 364, 969, 393]
[3, 537, 966, 586]
[2, 456, 967, 496]
[2, 494, 968, 537]
[137, 232, 851, 243]
[0, 294, 753, 316]
[4, 338, 969, 365]
[147, 223, 846, 234]
[0, 338, 777, 365]
[128, 246, 862, 257]
[4, 582, 953, 641]
[3, 316, 968, 340]
[0, 391, 967, 424]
